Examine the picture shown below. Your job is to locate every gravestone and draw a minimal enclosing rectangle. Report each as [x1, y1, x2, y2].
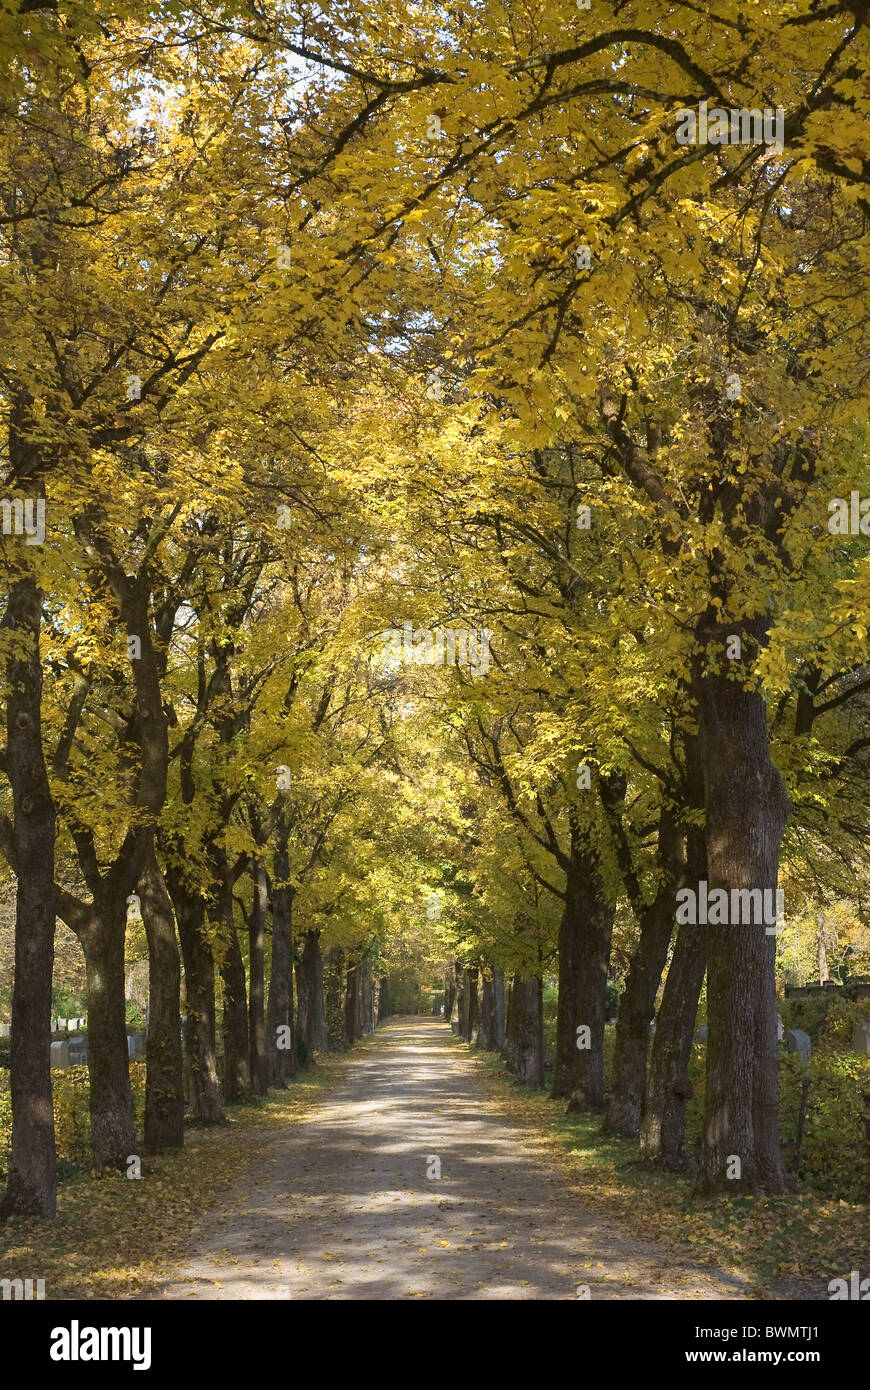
[67, 1035, 88, 1065]
[0, 1023, 10, 1038]
[126, 1033, 146, 1059]
[852, 1021, 870, 1056]
[786, 1028, 811, 1065]
[50, 1040, 70, 1068]
[777, 1013, 784, 1042]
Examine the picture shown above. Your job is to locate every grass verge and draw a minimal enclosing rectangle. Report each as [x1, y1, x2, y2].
[456, 1036, 869, 1299]
[0, 1048, 357, 1300]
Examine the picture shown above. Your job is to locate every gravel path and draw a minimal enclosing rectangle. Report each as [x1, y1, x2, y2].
[154, 1017, 750, 1301]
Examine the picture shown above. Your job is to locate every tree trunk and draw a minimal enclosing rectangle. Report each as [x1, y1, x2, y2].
[605, 805, 681, 1135]
[139, 846, 184, 1153]
[553, 844, 615, 1110]
[464, 966, 479, 1042]
[296, 929, 325, 1065]
[266, 827, 295, 1085]
[169, 875, 223, 1124]
[444, 963, 456, 1026]
[315, 940, 328, 1047]
[639, 919, 706, 1167]
[377, 975, 389, 1023]
[344, 960, 360, 1043]
[505, 974, 544, 1087]
[638, 739, 707, 1165]
[492, 969, 505, 1050]
[218, 873, 250, 1103]
[817, 916, 830, 984]
[356, 956, 371, 1037]
[479, 971, 495, 1049]
[325, 947, 346, 1049]
[455, 964, 467, 1035]
[0, 568, 58, 1220]
[247, 858, 268, 1095]
[695, 632, 790, 1194]
[605, 894, 675, 1135]
[79, 904, 137, 1169]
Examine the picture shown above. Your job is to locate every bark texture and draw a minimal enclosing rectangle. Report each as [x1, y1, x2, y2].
[695, 629, 790, 1194]
[604, 808, 681, 1135]
[505, 974, 544, 1087]
[140, 847, 184, 1153]
[265, 820, 295, 1085]
[325, 946, 346, 1049]
[553, 842, 614, 1110]
[169, 873, 223, 1124]
[78, 900, 137, 1169]
[0, 567, 58, 1219]
[248, 857, 268, 1095]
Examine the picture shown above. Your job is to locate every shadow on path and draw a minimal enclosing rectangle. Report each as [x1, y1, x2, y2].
[152, 1018, 750, 1301]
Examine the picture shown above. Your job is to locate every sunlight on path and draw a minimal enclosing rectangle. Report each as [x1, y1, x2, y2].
[154, 1019, 749, 1301]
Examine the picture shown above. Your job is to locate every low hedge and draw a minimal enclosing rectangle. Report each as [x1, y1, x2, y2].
[0, 1062, 147, 1179]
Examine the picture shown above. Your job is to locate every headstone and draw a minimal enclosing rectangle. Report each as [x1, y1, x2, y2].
[126, 1033, 146, 1059]
[68, 1035, 88, 1065]
[0, 1023, 10, 1038]
[786, 1028, 811, 1065]
[50, 1040, 70, 1069]
[852, 1021, 870, 1056]
[776, 1013, 784, 1042]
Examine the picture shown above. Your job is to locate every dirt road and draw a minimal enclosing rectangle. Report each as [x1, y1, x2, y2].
[154, 1018, 749, 1300]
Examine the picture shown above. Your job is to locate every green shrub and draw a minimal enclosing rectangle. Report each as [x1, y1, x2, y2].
[781, 1049, 870, 1202]
[0, 1061, 147, 1175]
[51, 985, 87, 1020]
[681, 1033, 869, 1201]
